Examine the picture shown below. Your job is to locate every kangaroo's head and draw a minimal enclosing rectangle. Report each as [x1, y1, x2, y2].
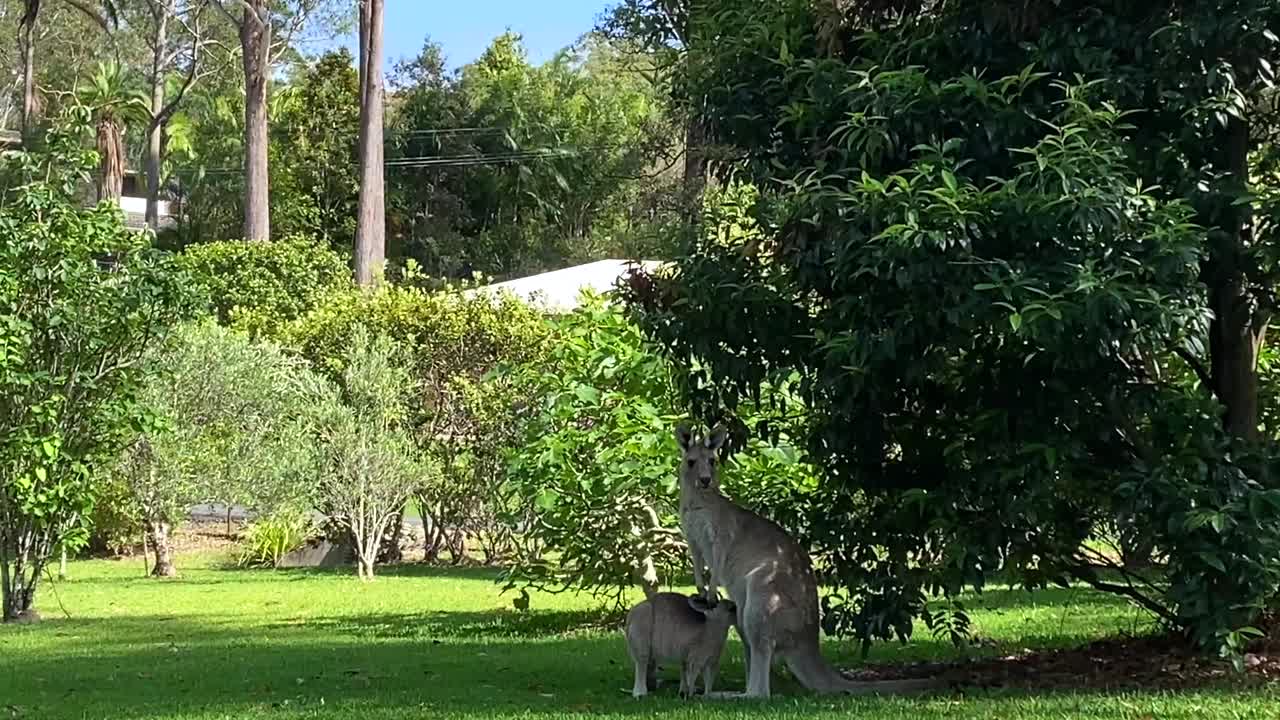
[675, 422, 728, 493]
[688, 594, 737, 628]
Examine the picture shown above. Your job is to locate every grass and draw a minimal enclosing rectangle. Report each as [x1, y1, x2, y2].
[1, 550, 1276, 720]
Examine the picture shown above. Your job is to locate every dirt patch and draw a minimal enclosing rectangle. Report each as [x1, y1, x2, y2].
[843, 631, 1280, 691]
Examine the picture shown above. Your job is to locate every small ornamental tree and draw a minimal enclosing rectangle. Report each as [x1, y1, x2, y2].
[314, 327, 428, 580]
[284, 272, 548, 563]
[0, 114, 193, 620]
[117, 321, 327, 576]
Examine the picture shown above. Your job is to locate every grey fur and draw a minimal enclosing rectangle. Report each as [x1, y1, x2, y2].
[676, 423, 942, 699]
[625, 591, 738, 699]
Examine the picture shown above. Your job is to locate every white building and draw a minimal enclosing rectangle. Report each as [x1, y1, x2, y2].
[469, 259, 663, 312]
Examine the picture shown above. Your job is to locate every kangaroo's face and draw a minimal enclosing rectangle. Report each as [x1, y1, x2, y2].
[676, 423, 728, 492]
[688, 594, 737, 627]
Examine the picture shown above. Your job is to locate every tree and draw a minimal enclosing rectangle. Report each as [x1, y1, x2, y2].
[600, 0, 706, 217]
[353, 0, 384, 284]
[75, 60, 146, 202]
[271, 49, 360, 244]
[624, 0, 1280, 657]
[17, 0, 41, 136]
[0, 114, 192, 620]
[386, 33, 674, 278]
[134, 0, 218, 229]
[314, 327, 425, 580]
[210, 0, 347, 241]
[118, 321, 325, 576]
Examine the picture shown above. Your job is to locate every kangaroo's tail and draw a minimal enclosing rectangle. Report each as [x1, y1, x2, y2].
[783, 638, 943, 696]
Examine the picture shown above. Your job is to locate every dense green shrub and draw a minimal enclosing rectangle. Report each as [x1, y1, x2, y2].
[499, 294, 821, 607]
[284, 272, 550, 563]
[117, 321, 328, 576]
[176, 235, 351, 338]
[87, 473, 144, 556]
[0, 114, 194, 620]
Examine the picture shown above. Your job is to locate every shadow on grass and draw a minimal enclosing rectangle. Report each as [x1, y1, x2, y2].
[4, 608, 1269, 720]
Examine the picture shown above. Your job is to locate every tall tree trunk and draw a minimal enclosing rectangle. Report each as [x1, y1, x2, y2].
[18, 0, 40, 140]
[682, 113, 707, 220]
[146, 520, 177, 577]
[354, 0, 385, 285]
[239, 2, 271, 242]
[96, 120, 125, 202]
[1208, 117, 1266, 442]
[145, 8, 169, 229]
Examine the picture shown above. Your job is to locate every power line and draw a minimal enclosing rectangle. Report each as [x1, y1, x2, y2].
[166, 148, 576, 176]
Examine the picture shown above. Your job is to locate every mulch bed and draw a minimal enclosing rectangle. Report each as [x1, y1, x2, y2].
[843, 629, 1280, 692]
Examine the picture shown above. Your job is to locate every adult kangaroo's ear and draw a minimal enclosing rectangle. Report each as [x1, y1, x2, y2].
[705, 424, 729, 452]
[687, 595, 712, 615]
[675, 422, 695, 451]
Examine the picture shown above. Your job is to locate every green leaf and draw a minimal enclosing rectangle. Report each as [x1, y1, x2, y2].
[1009, 313, 1022, 331]
[534, 489, 560, 511]
[1197, 552, 1226, 573]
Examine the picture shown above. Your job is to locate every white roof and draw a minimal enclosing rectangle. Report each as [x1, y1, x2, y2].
[470, 259, 662, 312]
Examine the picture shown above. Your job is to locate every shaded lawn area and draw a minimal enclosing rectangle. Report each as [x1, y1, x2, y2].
[1, 553, 1276, 719]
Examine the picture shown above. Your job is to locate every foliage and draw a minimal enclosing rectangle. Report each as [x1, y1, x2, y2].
[499, 293, 820, 608]
[271, 49, 361, 246]
[387, 33, 679, 278]
[237, 506, 316, 568]
[313, 327, 428, 580]
[284, 270, 549, 563]
[500, 294, 685, 607]
[86, 471, 143, 556]
[0, 113, 193, 619]
[116, 321, 328, 575]
[624, 0, 1280, 657]
[176, 235, 351, 338]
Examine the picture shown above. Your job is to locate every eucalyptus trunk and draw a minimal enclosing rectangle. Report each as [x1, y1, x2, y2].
[354, 0, 386, 284]
[18, 0, 40, 139]
[239, 1, 271, 242]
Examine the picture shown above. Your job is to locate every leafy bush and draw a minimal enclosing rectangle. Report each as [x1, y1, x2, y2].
[0, 113, 194, 620]
[117, 321, 328, 576]
[87, 473, 144, 556]
[499, 294, 818, 608]
[238, 507, 317, 569]
[176, 235, 351, 338]
[284, 271, 549, 563]
[313, 328, 430, 580]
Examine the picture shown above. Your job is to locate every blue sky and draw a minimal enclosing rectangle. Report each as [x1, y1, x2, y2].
[336, 0, 615, 71]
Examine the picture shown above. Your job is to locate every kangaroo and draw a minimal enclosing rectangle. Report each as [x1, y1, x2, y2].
[676, 423, 942, 698]
[625, 592, 738, 699]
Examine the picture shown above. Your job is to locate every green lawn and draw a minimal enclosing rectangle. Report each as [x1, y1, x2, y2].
[1, 552, 1275, 719]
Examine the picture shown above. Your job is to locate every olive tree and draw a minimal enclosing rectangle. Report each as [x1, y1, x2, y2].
[116, 321, 326, 576]
[313, 327, 427, 580]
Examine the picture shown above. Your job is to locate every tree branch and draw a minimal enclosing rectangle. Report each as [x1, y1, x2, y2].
[62, 0, 116, 32]
[1172, 346, 1214, 392]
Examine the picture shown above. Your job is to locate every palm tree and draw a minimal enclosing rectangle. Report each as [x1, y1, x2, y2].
[76, 61, 148, 203]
